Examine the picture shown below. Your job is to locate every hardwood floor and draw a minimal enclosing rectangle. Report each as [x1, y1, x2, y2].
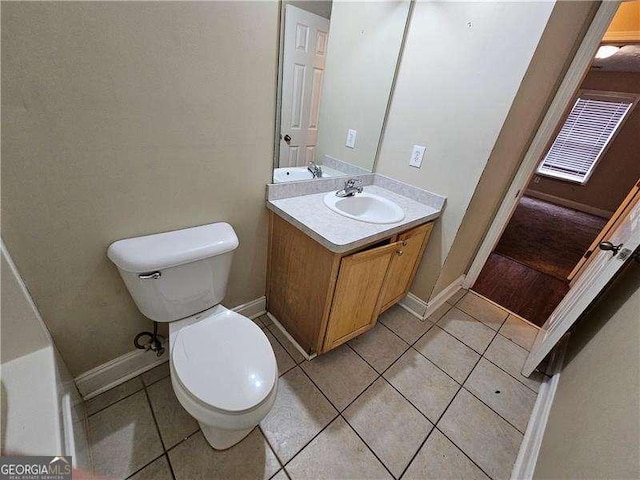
[474, 196, 608, 327]
[494, 196, 607, 280]
[473, 253, 569, 327]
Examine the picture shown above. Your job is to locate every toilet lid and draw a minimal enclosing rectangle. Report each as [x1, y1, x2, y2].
[171, 309, 277, 413]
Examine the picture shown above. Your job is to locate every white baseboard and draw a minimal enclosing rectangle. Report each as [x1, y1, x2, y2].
[525, 189, 613, 219]
[266, 312, 316, 361]
[398, 292, 428, 319]
[423, 275, 466, 318]
[231, 296, 267, 319]
[75, 343, 169, 400]
[75, 296, 267, 400]
[511, 337, 568, 479]
[398, 275, 466, 320]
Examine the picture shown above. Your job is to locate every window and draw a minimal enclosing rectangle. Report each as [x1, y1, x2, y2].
[537, 91, 637, 184]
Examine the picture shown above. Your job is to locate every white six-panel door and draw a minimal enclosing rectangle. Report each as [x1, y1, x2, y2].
[523, 192, 640, 376]
[279, 5, 329, 168]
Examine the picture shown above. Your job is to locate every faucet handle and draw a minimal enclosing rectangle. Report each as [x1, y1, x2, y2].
[345, 178, 364, 192]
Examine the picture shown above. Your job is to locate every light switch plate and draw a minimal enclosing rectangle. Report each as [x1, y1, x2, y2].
[346, 129, 357, 149]
[410, 145, 426, 168]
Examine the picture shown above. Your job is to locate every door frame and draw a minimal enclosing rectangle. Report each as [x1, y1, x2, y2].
[463, 0, 621, 290]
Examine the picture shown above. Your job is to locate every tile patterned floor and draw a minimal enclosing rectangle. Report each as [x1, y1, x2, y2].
[86, 290, 544, 480]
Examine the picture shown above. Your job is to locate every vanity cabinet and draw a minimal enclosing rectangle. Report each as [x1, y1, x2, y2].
[266, 213, 433, 356]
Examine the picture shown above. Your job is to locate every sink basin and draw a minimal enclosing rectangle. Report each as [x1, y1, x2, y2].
[323, 192, 405, 224]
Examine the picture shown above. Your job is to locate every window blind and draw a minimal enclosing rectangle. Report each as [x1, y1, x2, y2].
[538, 95, 633, 183]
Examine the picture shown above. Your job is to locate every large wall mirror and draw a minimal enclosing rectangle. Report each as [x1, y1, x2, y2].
[274, 1, 411, 183]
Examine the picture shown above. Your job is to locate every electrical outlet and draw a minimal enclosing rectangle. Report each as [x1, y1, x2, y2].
[346, 129, 357, 149]
[409, 145, 426, 168]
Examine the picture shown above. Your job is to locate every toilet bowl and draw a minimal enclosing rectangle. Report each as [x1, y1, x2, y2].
[169, 305, 277, 449]
[107, 222, 278, 449]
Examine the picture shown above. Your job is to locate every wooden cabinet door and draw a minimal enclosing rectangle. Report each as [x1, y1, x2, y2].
[322, 241, 401, 352]
[380, 223, 433, 311]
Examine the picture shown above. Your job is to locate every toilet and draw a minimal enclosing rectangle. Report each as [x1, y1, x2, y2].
[107, 222, 278, 450]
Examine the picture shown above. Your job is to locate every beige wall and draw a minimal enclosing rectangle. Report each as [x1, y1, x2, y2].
[528, 71, 640, 215]
[375, 0, 555, 300]
[432, 1, 598, 297]
[316, 1, 409, 171]
[534, 261, 640, 479]
[1, 2, 279, 375]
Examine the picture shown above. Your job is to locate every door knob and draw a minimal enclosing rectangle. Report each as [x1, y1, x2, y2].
[598, 241, 623, 256]
[283, 134, 292, 145]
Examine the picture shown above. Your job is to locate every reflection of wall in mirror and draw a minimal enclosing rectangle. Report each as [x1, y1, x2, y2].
[317, 1, 410, 172]
[285, 0, 332, 19]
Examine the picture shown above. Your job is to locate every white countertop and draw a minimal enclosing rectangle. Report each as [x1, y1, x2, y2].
[267, 185, 443, 253]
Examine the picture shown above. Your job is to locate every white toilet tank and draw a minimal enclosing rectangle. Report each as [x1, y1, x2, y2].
[107, 223, 239, 322]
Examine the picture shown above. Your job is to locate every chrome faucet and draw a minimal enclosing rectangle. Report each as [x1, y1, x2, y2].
[336, 178, 364, 197]
[307, 161, 323, 178]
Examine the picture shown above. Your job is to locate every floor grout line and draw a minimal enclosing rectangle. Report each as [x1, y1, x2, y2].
[396, 426, 438, 479]
[164, 428, 201, 455]
[458, 384, 528, 435]
[397, 328, 491, 478]
[422, 326, 502, 480]
[142, 386, 177, 480]
[122, 452, 167, 480]
[407, 343, 463, 386]
[343, 342, 456, 479]
[257, 425, 286, 476]
[339, 412, 403, 480]
[431, 426, 495, 480]
[85, 384, 146, 419]
[481, 354, 543, 395]
[290, 308, 536, 478]
[375, 317, 414, 347]
[140, 366, 171, 389]
[90, 297, 537, 480]
[269, 364, 344, 469]
[415, 313, 542, 393]
[395, 336, 494, 480]
[279, 411, 341, 469]
[280, 352, 399, 476]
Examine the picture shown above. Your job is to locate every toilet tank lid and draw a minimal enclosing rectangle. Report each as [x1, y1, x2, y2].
[107, 222, 239, 273]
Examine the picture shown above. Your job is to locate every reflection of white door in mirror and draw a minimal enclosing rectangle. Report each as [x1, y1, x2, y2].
[280, 5, 330, 168]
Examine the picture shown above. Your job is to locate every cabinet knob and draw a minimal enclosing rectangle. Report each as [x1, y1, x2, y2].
[396, 250, 404, 256]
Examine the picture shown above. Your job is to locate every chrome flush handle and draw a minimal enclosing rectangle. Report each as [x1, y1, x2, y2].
[139, 271, 162, 280]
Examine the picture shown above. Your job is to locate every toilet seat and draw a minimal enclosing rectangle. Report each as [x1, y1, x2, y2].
[171, 308, 277, 414]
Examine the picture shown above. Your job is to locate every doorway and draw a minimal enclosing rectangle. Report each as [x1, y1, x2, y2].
[471, 17, 640, 327]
